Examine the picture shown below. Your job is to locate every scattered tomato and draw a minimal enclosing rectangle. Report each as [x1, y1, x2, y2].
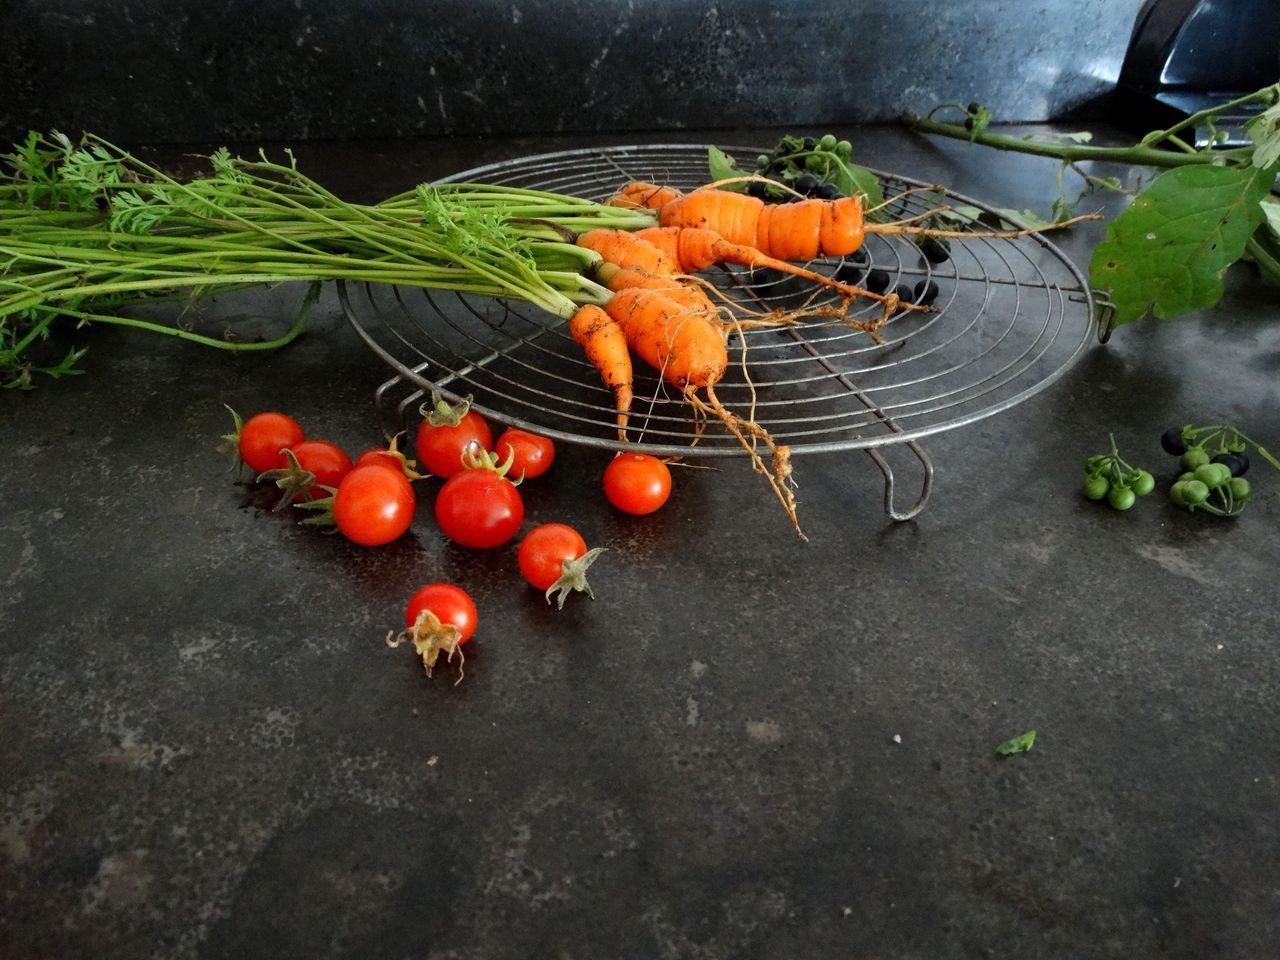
[518, 523, 606, 608]
[286, 440, 353, 501]
[496, 429, 556, 480]
[603, 454, 671, 515]
[434, 468, 524, 548]
[518, 524, 588, 591]
[391, 583, 478, 680]
[405, 583, 478, 644]
[415, 394, 492, 478]
[332, 465, 416, 546]
[233, 410, 304, 473]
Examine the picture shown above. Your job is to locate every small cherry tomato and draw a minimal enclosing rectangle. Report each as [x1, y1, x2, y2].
[496, 429, 556, 480]
[356, 448, 406, 471]
[232, 410, 305, 473]
[434, 468, 524, 548]
[405, 583, 478, 645]
[332, 465, 416, 546]
[519, 524, 587, 590]
[517, 524, 607, 607]
[603, 454, 671, 515]
[415, 394, 492, 479]
[390, 583, 478, 680]
[286, 440, 353, 501]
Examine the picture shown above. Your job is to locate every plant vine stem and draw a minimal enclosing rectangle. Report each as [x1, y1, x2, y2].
[32, 281, 319, 351]
[900, 113, 1255, 168]
[1138, 84, 1279, 148]
[1245, 235, 1280, 283]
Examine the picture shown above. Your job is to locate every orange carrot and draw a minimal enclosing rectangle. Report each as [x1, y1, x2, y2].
[606, 181, 682, 211]
[569, 304, 634, 439]
[577, 229, 676, 277]
[633, 225, 897, 305]
[614, 180, 1097, 258]
[654, 188, 866, 258]
[604, 286, 727, 391]
[595, 262, 721, 318]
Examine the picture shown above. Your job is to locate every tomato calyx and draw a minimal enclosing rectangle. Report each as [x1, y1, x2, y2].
[218, 404, 246, 470]
[461, 443, 523, 485]
[256, 448, 319, 510]
[365, 432, 424, 480]
[294, 484, 341, 528]
[386, 610, 466, 684]
[545, 546, 607, 610]
[419, 390, 476, 429]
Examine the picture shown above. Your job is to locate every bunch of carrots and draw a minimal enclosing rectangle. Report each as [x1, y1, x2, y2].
[0, 132, 1081, 534]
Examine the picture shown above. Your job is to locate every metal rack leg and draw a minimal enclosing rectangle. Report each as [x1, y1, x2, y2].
[862, 440, 933, 521]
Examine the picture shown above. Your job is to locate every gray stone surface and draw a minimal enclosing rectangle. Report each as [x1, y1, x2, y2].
[1, 1, 1136, 144]
[2, 126, 1279, 959]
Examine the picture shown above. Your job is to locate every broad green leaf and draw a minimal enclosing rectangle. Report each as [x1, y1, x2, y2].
[707, 145, 747, 193]
[830, 156, 885, 210]
[996, 730, 1036, 756]
[1089, 163, 1275, 325]
[1248, 100, 1280, 169]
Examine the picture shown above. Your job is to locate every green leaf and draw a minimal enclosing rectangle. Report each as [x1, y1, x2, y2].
[1088, 163, 1276, 325]
[1247, 100, 1280, 169]
[707, 145, 747, 193]
[829, 156, 885, 210]
[996, 730, 1036, 756]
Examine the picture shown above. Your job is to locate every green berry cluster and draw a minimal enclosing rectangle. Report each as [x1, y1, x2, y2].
[1081, 434, 1155, 511]
[1160, 422, 1274, 517]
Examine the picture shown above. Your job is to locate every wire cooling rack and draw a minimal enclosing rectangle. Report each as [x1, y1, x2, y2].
[341, 145, 1106, 519]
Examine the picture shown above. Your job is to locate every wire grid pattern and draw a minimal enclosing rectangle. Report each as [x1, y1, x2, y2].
[343, 145, 1098, 457]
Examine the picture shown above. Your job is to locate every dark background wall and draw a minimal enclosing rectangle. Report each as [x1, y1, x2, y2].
[4, 0, 1140, 144]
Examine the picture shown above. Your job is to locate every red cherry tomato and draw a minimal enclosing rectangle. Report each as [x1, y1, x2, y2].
[333, 465, 416, 546]
[354, 448, 412, 478]
[518, 524, 588, 591]
[603, 454, 671, 515]
[287, 440, 353, 501]
[434, 469, 524, 548]
[496, 429, 556, 480]
[405, 583, 477, 645]
[239, 412, 304, 473]
[416, 409, 492, 479]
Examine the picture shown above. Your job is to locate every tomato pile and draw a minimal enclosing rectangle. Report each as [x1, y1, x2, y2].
[224, 394, 675, 683]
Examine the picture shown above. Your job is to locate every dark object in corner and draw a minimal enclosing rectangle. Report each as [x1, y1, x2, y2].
[1114, 0, 1280, 147]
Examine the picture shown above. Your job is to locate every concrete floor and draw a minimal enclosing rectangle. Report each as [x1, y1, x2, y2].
[2, 128, 1278, 959]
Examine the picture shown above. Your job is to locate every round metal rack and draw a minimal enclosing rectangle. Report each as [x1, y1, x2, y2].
[341, 144, 1104, 520]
